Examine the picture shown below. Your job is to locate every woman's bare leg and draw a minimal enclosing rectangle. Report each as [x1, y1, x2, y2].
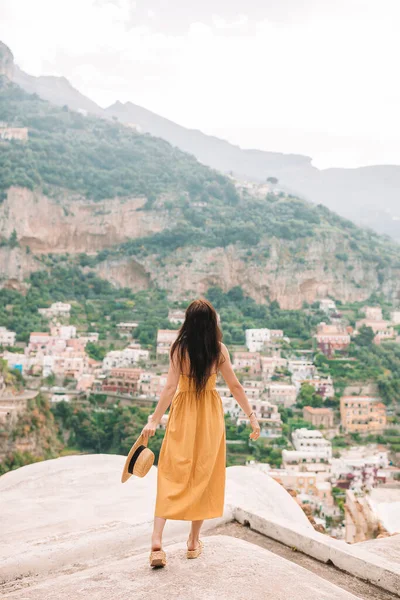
[187, 519, 204, 550]
[151, 517, 167, 551]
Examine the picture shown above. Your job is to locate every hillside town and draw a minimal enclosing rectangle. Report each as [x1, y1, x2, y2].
[0, 298, 400, 543]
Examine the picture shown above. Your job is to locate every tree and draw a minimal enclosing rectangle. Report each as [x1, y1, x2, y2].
[296, 383, 324, 408]
[355, 325, 375, 347]
[9, 229, 18, 248]
[85, 342, 107, 362]
[267, 177, 279, 184]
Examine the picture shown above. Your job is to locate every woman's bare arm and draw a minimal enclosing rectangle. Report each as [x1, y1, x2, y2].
[219, 343, 260, 440]
[141, 350, 180, 438]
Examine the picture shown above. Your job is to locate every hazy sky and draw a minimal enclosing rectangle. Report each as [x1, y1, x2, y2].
[1, 0, 399, 168]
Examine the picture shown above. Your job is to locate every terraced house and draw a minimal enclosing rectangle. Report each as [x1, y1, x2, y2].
[340, 396, 387, 434]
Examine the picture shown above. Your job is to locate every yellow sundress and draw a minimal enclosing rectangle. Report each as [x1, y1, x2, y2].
[154, 373, 226, 520]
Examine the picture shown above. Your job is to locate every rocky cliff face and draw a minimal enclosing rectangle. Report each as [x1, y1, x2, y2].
[1, 187, 399, 309]
[0, 394, 63, 466]
[0, 187, 167, 253]
[0, 41, 14, 80]
[137, 240, 400, 309]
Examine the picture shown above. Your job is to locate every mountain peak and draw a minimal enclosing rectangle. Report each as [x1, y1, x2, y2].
[0, 40, 14, 80]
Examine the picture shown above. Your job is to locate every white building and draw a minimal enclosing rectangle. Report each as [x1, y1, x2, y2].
[2, 351, 28, 373]
[319, 299, 337, 313]
[51, 393, 72, 403]
[237, 399, 283, 438]
[0, 327, 16, 347]
[50, 325, 77, 340]
[282, 429, 332, 466]
[220, 395, 241, 419]
[116, 323, 138, 337]
[245, 328, 271, 352]
[79, 332, 99, 344]
[103, 347, 150, 371]
[288, 359, 317, 382]
[38, 302, 71, 319]
[156, 329, 179, 355]
[390, 310, 400, 324]
[242, 381, 264, 400]
[168, 309, 186, 325]
[295, 376, 335, 399]
[364, 306, 383, 321]
[260, 355, 288, 380]
[331, 446, 390, 493]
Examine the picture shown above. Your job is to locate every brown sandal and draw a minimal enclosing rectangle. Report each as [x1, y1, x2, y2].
[186, 539, 204, 559]
[149, 549, 167, 568]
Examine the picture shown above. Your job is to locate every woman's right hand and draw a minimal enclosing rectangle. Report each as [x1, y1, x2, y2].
[249, 414, 261, 440]
[141, 415, 158, 440]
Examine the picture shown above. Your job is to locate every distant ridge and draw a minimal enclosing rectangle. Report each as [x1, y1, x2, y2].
[6, 40, 400, 242]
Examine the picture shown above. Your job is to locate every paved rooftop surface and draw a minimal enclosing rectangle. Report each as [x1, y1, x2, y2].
[358, 535, 400, 567]
[1, 454, 398, 599]
[3, 536, 363, 600]
[210, 522, 399, 600]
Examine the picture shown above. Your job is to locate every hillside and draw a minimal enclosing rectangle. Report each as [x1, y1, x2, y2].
[4, 37, 399, 241]
[105, 105, 400, 242]
[0, 83, 238, 204]
[1, 80, 400, 308]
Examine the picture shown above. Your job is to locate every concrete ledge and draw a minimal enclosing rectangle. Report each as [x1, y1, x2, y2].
[234, 507, 400, 597]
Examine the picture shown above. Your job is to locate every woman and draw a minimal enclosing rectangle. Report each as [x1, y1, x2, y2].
[141, 298, 260, 567]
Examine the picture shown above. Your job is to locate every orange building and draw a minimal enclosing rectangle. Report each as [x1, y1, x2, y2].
[340, 396, 387, 434]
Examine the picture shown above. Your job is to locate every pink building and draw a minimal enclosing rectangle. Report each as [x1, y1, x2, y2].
[139, 372, 168, 397]
[356, 319, 395, 344]
[28, 332, 51, 353]
[260, 356, 287, 380]
[232, 352, 261, 376]
[51, 351, 89, 380]
[315, 322, 351, 357]
[76, 374, 95, 392]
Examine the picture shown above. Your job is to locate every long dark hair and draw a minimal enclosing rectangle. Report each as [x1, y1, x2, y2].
[170, 299, 222, 395]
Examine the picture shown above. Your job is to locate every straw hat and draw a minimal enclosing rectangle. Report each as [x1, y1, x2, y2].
[121, 433, 154, 483]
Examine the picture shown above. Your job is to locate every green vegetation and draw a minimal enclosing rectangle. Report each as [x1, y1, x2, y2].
[2, 80, 400, 478]
[50, 402, 283, 468]
[0, 83, 238, 205]
[52, 397, 162, 457]
[90, 194, 400, 272]
[296, 382, 324, 408]
[0, 394, 62, 476]
[0, 265, 170, 345]
[315, 333, 400, 403]
[2, 80, 400, 294]
[205, 286, 325, 345]
[1, 264, 399, 404]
